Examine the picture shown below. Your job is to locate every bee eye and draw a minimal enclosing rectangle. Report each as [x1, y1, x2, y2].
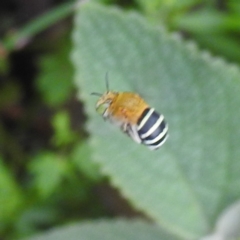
[96, 103, 109, 115]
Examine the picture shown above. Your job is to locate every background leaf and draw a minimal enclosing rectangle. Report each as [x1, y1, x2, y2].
[71, 142, 101, 181]
[72, 3, 240, 239]
[201, 201, 240, 240]
[51, 111, 78, 147]
[36, 35, 73, 107]
[26, 219, 180, 240]
[0, 157, 23, 224]
[29, 152, 68, 198]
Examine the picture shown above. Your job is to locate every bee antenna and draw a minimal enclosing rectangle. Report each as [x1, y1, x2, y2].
[91, 92, 102, 97]
[105, 72, 109, 92]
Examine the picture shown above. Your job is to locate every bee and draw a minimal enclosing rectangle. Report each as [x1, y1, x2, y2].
[91, 74, 168, 150]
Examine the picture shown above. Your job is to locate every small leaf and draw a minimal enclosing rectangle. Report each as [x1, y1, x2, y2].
[29, 152, 68, 198]
[174, 9, 227, 33]
[15, 207, 60, 237]
[71, 142, 101, 181]
[136, 0, 198, 13]
[36, 35, 73, 107]
[25, 219, 180, 240]
[201, 201, 240, 240]
[0, 157, 23, 222]
[51, 111, 77, 147]
[192, 34, 240, 63]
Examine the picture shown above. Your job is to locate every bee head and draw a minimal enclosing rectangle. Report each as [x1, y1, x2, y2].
[94, 91, 117, 116]
[91, 72, 118, 116]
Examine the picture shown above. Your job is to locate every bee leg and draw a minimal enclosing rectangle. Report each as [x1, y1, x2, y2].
[121, 123, 128, 132]
[126, 124, 142, 144]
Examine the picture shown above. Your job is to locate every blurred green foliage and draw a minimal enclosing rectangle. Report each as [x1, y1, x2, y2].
[0, 0, 240, 239]
[0, 7, 103, 238]
[0, 158, 23, 227]
[36, 37, 74, 107]
[51, 111, 78, 146]
[135, 0, 240, 63]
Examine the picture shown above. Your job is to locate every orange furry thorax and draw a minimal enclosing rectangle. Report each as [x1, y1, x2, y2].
[103, 92, 149, 124]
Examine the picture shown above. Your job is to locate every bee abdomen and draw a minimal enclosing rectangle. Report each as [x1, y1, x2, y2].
[137, 108, 168, 150]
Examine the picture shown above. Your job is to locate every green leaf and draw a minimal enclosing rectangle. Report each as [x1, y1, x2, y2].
[15, 206, 60, 237]
[29, 152, 68, 198]
[71, 142, 101, 181]
[173, 9, 227, 33]
[36, 35, 73, 107]
[136, 0, 199, 13]
[203, 201, 240, 240]
[135, 0, 202, 25]
[192, 34, 240, 63]
[0, 157, 23, 223]
[228, 0, 240, 14]
[51, 111, 77, 147]
[25, 219, 180, 240]
[72, 2, 240, 239]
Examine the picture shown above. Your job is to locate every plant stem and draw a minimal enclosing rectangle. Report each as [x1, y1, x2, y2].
[2, 2, 76, 52]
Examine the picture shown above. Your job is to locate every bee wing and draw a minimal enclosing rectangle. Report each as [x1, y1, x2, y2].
[123, 123, 142, 144]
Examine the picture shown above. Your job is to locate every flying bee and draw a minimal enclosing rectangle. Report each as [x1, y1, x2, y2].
[91, 74, 168, 150]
